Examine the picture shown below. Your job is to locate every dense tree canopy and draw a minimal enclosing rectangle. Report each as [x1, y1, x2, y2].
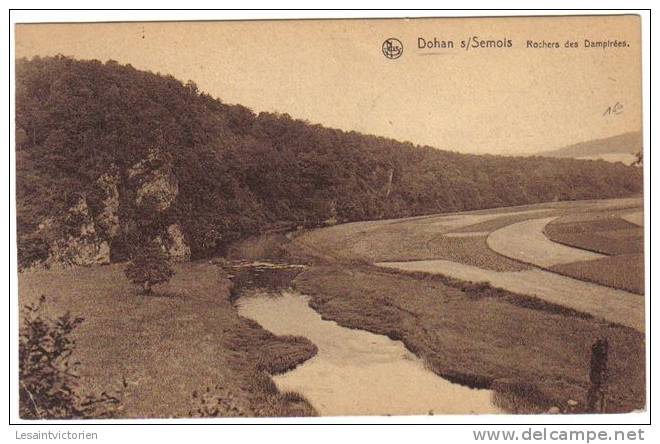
[15, 56, 643, 264]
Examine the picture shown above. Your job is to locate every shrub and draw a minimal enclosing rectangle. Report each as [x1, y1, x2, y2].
[17, 233, 50, 270]
[19, 295, 124, 419]
[124, 241, 174, 294]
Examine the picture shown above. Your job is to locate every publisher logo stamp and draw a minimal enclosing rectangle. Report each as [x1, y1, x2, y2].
[382, 38, 403, 59]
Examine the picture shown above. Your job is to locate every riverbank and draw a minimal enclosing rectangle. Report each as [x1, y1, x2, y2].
[19, 197, 646, 417]
[225, 204, 646, 413]
[292, 264, 644, 413]
[18, 262, 317, 418]
[237, 289, 503, 415]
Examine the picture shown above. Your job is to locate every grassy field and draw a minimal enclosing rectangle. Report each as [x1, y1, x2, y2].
[19, 197, 645, 417]
[544, 214, 644, 293]
[285, 198, 645, 413]
[296, 211, 549, 269]
[293, 265, 645, 413]
[544, 216, 643, 255]
[18, 263, 317, 418]
[551, 255, 644, 295]
[426, 236, 530, 271]
[296, 198, 643, 273]
[450, 211, 554, 234]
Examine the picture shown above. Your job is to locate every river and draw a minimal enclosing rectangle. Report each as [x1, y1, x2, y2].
[235, 273, 503, 416]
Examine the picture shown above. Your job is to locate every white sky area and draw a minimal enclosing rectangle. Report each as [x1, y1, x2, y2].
[15, 16, 642, 155]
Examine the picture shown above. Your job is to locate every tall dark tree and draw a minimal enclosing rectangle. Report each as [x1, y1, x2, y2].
[124, 242, 174, 294]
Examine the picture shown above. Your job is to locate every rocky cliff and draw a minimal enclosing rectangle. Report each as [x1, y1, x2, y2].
[25, 148, 191, 269]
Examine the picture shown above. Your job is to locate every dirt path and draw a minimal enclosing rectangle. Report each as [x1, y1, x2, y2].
[622, 211, 644, 227]
[487, 217, 605, 267]
[377, 259, 644, 332]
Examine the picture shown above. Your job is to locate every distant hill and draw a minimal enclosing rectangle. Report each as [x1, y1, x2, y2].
[15, 56, 643, 268]
[537, 132, 642, 164]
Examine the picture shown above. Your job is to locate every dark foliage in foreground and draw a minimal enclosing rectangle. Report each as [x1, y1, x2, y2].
[16, 56, 643, 265]
[19, 296, 124, 419]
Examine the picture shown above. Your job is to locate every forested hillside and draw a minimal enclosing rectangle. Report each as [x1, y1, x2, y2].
[538, 131, 642, 159]
[15, 56, 643, 267]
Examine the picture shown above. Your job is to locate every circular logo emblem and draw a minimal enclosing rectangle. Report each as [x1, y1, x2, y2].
[382, 38, 403, 59]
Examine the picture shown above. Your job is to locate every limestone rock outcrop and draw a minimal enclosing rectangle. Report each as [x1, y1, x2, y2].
[42, 196, 111, 267]
[156, 224, 192, 262]
[128, 148, 179, 212]
[28, 148, 192, 269]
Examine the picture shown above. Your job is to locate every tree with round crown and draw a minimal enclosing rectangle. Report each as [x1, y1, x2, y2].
[124, 240, 174, 294]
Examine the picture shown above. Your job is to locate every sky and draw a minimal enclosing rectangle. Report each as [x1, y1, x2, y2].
[15, 16, 642, 155]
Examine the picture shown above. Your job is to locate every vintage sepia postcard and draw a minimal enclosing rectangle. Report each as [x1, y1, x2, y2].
[13, 14, 645, 420]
